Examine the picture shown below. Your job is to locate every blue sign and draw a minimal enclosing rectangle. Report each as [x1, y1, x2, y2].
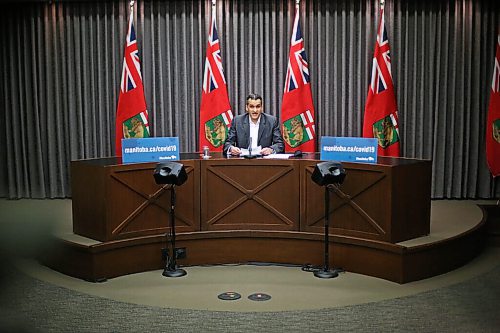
[320, 136, 378, 164]
[122, 137, 180, 164]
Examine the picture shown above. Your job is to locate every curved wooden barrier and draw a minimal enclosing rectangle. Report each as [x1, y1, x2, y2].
[39, 154, 487, 283]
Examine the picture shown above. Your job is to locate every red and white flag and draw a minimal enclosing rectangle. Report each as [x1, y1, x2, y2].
[486, 33, 500, 177]
[280, 1, 316, 153]
[362, 3, 400, 157]
[198, 2, 233, 152]
[115, 5, 149, 157]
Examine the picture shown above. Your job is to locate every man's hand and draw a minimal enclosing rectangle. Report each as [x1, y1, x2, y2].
[260, 147, 274, 156]
[230, 146, 242, 156]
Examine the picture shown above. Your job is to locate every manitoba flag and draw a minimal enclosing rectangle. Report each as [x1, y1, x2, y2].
[362, 4, 400, 157]
[280, 2, 316, 153]
[198, 2, 233, 152]
[115, 6, 149, 157]
[486, 33, 500, 177]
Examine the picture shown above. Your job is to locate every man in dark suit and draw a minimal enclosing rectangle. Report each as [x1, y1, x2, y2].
[223, 93, 285, 156]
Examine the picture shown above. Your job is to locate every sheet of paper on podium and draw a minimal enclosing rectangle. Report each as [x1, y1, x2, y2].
[240, 146, 262, 157]
[263, 154, 293, 159]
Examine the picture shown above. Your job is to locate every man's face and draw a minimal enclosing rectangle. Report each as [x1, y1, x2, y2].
[246, 98, 263, 123]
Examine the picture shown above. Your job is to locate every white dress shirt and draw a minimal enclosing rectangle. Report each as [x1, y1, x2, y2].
[249, 117, 260, 149]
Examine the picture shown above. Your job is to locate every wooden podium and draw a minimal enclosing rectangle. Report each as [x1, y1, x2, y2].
[46, 153, 448, 283]
[71, 154, 431, 243]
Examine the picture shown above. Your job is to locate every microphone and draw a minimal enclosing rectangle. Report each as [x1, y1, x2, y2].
[293, 150, 303, 157]
[244, 136, 258, 159]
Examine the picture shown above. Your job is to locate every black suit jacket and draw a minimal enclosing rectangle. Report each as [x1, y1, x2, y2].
[223, 113, 285, 155]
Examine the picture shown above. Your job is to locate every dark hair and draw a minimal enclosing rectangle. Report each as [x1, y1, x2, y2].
[246, 93, 263, 104]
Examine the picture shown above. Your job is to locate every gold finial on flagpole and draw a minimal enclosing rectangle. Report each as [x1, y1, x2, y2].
[129, 0, 135, 16]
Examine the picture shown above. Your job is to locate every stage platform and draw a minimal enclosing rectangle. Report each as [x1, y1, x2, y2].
[35, 199, 497, 284]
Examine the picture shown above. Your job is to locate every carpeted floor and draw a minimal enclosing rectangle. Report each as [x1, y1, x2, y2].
[0, 255, 499, 332]
[1, 199, 499, 332]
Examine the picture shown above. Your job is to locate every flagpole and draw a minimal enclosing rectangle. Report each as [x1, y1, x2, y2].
[212, 0, 216, 19]
[129, 1, 134, 28]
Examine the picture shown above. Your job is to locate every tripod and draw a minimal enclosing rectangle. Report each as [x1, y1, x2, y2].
[162, 185, 186, 278]
[314, 183, 341, 279]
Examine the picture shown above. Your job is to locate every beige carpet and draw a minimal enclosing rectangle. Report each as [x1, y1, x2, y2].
[12, 245, 500, 312]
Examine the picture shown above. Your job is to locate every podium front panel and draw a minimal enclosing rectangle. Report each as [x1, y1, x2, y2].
[201, 159, 300, 231]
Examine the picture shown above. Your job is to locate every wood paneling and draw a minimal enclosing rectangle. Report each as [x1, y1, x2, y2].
[201, 159, 300, 231]
[301, 157, 432, 242]
[41, 221, 488, 283]
[72, 158, 200, 241]
[62, 155, 443, 283]
[72, 155, 431, 243]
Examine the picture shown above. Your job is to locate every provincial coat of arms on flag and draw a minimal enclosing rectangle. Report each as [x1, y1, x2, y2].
[493, 118, 500, 144]
[372, 114, 399, 149]
[123, 112, 150, 139]
[282, 110, 314, 148]
[204, 114, 229, 147]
